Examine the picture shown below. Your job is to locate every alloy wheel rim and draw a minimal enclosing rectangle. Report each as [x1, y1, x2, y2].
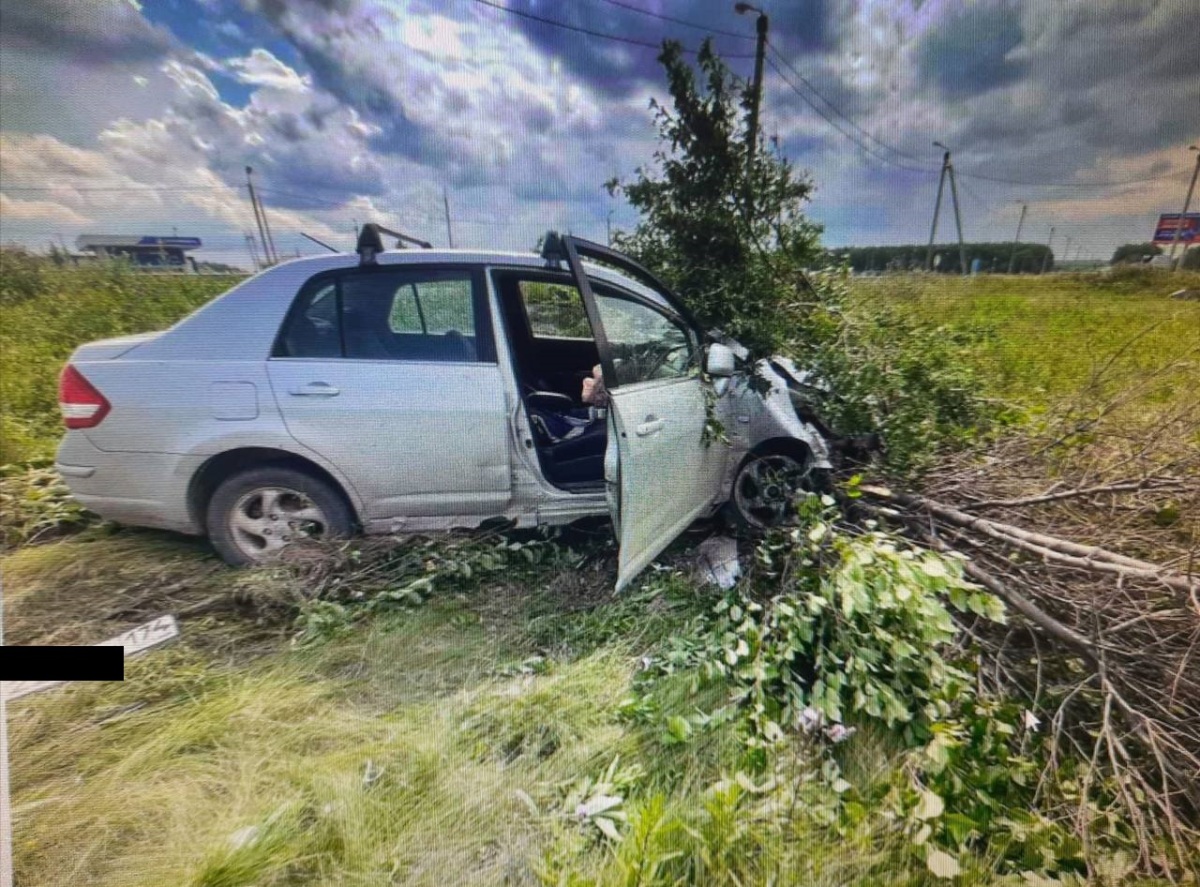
[228, 486, 327, 560]
[733, 454, 812, 530]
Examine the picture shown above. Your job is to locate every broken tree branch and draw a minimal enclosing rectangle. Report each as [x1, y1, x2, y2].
[962, 477, 1183, 511]
[861, 486, 1199, 594]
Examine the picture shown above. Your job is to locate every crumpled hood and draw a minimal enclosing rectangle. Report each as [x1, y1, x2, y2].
[766, 355, 828, 393]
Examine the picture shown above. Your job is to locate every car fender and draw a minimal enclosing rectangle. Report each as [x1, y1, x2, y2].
[176, 430, 368, 521]
[745, 360, 833, 468]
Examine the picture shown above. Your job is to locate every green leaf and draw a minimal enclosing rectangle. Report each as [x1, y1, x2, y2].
[665, 715, 693, 744]
[914, 788, 945, 821]
[920, 557, 948, 578]
[925, 848, 961, 879]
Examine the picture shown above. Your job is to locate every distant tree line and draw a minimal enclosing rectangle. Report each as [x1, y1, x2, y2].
[1111, 242, 1161, 264]
[827, 242, 1054, 274]
[1109, 243, 1200, 269]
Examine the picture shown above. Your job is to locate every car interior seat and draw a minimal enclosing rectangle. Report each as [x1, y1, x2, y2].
[524, 390, 607, 485]
[285, 317, 340, 358]
[443, 329, 477, 362]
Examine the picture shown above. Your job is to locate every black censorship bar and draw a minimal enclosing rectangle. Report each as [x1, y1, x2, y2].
[0, 645, 125, 682]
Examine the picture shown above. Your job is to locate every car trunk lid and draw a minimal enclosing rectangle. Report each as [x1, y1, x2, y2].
[70, 331, 162, 362]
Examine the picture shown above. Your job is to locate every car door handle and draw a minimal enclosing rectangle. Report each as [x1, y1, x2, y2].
[289, 382, 340, 397]
[636, 417, 666, 437]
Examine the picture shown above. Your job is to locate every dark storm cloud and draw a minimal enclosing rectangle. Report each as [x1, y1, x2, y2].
[0, 0, 177, 64]
[918, 3, 1024, 99]
[768, 0, 843, 54]
[931, 0, 1200, 175]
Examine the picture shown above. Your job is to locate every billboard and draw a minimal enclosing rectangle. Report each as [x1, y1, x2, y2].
[1153, 213, 1200, 245]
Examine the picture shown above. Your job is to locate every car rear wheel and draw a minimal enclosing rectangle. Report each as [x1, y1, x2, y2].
[206, 466, 353, 566]
[726, 449, 828, 534]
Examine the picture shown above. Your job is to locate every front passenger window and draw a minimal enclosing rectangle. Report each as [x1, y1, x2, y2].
[592, 291, 696, 386]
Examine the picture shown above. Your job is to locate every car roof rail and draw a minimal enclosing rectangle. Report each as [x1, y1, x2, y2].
[357, 223, 433, 265]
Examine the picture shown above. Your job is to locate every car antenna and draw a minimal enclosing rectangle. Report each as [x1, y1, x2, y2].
[300, 231, 339, 253]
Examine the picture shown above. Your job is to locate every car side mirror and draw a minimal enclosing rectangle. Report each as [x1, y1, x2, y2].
[706, 343, 736, 377]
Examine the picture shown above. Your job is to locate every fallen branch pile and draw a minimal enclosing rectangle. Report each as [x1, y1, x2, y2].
[856, 411, 1200, 877]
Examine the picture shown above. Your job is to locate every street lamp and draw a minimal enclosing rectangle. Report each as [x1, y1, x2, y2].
[734, 3, 769, 183]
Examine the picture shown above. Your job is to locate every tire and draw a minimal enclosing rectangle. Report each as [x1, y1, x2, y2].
[724, 448, 831, 535]
[206, 466, 354, 566]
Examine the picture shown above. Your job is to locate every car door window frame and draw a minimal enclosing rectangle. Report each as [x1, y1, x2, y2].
[491, 266, 699, 383]
[271, 264, 497, 364]
[588, 281, 700, 388]
[554, 236, 700, 393]
[512, 275, 596, 342]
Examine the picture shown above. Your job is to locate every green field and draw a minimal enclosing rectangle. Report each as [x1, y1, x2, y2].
[2, 261, 1198, 885]
[854, 269, 1200, 410]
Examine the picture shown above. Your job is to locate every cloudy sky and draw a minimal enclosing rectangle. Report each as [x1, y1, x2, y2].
[1, 0, 1196, 269]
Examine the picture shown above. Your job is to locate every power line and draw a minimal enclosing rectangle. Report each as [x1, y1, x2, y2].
[590, 0, 752, 41]
[766, 54, 935, 174]
[2, 185, 237, 193]
[767, 44, 935, 168]
[256, 187, 349, 209]
[957, 176, 990, 209]
[954, 167, 1187, 188]
[468, 0, 755, 57]
[766, 45, 1188, 189]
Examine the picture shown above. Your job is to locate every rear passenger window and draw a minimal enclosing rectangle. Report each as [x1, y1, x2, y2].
[388, 279, 475, 335]
[276, 267, 494, 363]
[518, 280, 593, 339]
[277, 283, 341, 359]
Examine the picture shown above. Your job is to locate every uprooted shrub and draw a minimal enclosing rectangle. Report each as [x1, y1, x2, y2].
[629, 495, 1170, 879]
[609, 41, 1000, 477]
[651, 495, 1004, 751]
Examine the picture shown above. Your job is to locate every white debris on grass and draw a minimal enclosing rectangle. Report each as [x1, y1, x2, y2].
[696, 536, 741, 590]
[1, 615, 180, 702]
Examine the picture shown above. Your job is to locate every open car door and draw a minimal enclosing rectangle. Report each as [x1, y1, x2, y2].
[548, 233, 729, 591]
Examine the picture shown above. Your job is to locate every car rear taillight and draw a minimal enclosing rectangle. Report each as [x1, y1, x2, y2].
[59, 365, 111, 429]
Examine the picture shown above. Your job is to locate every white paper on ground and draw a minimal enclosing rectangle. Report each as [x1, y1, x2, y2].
[1, 615, 180, 702]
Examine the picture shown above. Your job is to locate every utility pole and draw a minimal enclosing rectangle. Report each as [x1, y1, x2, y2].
[442, 187, 455, 248]
[1042, 226, 1055, 274]
[1167, 145, 1199, 271]
[735, 3, 768, 180]
[946, 156, 967, 275]
[259, 190, 278, 265]
[928, 141, 967, 274]
[245, 166, 272, 267]
[244, 233, 261, 272]
[1, 582, 13, 887]
[926, 146, 950, 272]
[1007, 203, 1027, 274]
[607, 210, 613, 247]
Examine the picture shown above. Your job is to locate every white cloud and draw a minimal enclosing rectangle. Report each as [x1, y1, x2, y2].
[0, 192, 93, 226]
[225, 48, 312, 93]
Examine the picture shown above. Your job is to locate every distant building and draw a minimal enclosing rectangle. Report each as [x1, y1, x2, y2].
[75, 235, 202, 271]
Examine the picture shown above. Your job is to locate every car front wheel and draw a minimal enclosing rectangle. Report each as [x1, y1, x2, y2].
[727, 449, 828, 533]
[206, 466, 353, 566]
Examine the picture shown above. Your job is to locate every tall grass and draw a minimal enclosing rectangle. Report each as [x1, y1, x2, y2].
[4, 259, 1196, 884]
[6, 532, 954, 887]
[0, 251, 243, 462]
[855, 270, 1200, 411]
